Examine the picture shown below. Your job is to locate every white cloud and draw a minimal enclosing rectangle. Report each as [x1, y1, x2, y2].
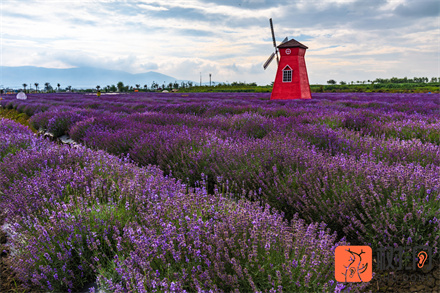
[138, 4, 169, 11]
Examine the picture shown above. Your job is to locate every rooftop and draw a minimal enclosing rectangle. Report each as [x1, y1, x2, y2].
[277, 39, 308, 49]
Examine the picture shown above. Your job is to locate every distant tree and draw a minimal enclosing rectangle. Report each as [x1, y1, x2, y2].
[327, 79, 337, 85]
[22, 83, 27, 92]
[117, 81, 124, 92]
[57, 83, 61, 91]
[431, 77, 438, 83]
[173, 81, 179, 89]
[44, 82, 51, 92]
[339, 81, 347, 85]
[144, 84, 148, 90]
[96, 85, 101, 91]
[374, 78, 389, 84]
[135, 84, 140, 90]
[66, 85, 72, 92]
[34, 83, 39, 91]
[110, 85, 117, 92]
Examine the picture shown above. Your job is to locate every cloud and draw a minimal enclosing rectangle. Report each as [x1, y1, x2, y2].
[33, 50, 156, 73]
[1, 0, 438, 85]
[138, 3, 169, 11]
[65, 17, 98, 27]
[140, 62, 159, 71]
[202, 0, 289, 9]
[394, 0, 440, 17]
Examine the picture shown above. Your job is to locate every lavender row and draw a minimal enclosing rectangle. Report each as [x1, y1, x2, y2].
[0, 118, 356, 292]
[154, 131, 440, 255]
[28, 104, 440, 146]
[2, 92, 439, 118]
[28, 106, 440, 169]
[294, 123, 440, 166]
[317, 112, 440, 145]
[16, 95, 439, 257]
[16, 92, 438, 148]
[2, 93, 439, 256]
[43, 110, 440, 258]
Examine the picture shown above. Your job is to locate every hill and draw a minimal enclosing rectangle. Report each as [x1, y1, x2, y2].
[0, 66, 182, 89]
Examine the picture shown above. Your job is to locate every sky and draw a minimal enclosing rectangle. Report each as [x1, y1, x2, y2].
[1, 0, 439, 85]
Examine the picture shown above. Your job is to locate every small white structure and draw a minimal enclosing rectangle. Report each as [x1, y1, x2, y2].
[16, 91, 27, 100]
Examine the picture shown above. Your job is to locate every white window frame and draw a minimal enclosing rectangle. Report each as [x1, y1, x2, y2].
[282, 65, 292, 82]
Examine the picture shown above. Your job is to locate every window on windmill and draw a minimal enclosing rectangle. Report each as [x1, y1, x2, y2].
[282, 66, 292, 82]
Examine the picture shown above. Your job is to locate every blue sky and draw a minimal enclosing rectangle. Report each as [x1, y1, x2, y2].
[1, 0, 439, 85]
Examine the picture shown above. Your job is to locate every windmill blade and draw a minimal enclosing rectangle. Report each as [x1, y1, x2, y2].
[269, 18, 279, 65]
[263, 52, 276, 70]
[281, 37, 288, 44]
[269, 18, 277, 48]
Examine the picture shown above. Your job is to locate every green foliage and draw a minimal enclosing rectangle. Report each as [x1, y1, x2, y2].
[0, 108, 36, 132]
[310, 82, 439, 93]
[179, 82, 272, 93]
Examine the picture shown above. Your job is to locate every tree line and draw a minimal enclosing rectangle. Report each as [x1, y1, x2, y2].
[17, 80, 258, 93]
[13, 76, 439, 94]
[327, 77, 439, 85]
[18, 80, 198, 93]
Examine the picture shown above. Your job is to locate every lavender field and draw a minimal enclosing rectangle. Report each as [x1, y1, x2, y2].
[1, 92, 439, 292]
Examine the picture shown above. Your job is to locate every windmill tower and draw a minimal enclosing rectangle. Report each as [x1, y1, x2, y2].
[263, 18, 312, 100]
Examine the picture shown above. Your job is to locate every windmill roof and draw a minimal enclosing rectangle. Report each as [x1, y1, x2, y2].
[277, 39, 308, 49]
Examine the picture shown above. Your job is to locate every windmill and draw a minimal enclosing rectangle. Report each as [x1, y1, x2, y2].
[263, 18, 288, 70]
[263, 18, 312, 100]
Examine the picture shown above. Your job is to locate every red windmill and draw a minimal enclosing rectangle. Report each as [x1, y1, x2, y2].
[263, 18, 312, 100]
